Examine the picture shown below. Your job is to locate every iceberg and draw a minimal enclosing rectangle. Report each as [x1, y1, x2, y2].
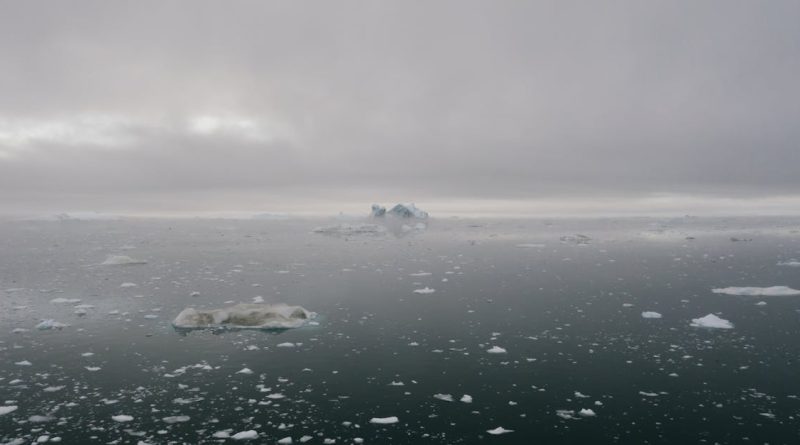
[370, 204, 386, 217]
[690, 314, 733, 329]
[172, 303, 316, 330]
[388, 203, 428, 219]
[711, 286, 800, 296]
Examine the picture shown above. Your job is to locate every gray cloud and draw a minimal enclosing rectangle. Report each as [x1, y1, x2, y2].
[1, 1, 799, 214]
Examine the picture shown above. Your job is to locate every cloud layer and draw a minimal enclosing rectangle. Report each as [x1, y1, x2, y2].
[1, 1, 799, 214]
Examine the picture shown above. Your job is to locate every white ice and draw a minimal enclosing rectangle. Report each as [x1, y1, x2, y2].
[641, 311, 662, 319]
[487, 427, 514, 435]
[101, 255, 146, 266]
[712, 286, 800, 296]
[690, 314, 734, 329]
[369, 416, 399, 424]
[172, 303, 315, 330]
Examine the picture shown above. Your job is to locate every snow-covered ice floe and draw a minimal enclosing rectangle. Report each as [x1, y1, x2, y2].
[101, 255, 147, 266]
[172, 303, 316, 330]
[690, 314, 733, 329]
[369, 416, 399, 425]
[711, 286, 800, 296]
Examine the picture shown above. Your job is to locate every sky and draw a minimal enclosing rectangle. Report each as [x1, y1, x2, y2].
[1, 1, 799, 217]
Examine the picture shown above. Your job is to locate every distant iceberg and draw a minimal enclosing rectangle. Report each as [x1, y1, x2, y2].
[370, 203, 428, 219]
[370, 204, 386, 217]
[172, 303, 316, 330]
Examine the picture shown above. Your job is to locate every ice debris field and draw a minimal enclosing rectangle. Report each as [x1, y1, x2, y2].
[2, 215, 800, 444]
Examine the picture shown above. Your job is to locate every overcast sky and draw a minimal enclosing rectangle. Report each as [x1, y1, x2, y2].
[1, 1, 799, 216]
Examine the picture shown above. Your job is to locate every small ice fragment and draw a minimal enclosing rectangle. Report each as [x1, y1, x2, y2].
[369, 416, 399, 424]
[690, 314, 733, 329]
[579, 409, 596, 417]
[112, 415, 134, 422]
[487, 346, 507, 354]
[433, 394, 454, 402]
[102, 255, 146, 266]
[0, 405, 18, 416]
[232, 430, 258, 440]
[15, 360, 32, 366]
[277, 342, 296, 348]
[413, 287, 435, 294]
[277, 437, 293, 444]
[641, 311, 662, 319]
[237, 368, 254, 375]
[460, 394, 473, 403]
[162, 415, 190, 423]
[487, 427, 514, 435]
[50, 298, 81, 304]
[120, 282, 137, 288]
[36, 320, 68, 330]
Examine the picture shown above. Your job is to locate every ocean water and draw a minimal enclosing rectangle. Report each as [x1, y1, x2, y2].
[2, 216, 800, 444]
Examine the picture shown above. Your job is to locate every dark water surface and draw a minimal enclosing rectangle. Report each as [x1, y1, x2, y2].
[2, 216, 800, 444]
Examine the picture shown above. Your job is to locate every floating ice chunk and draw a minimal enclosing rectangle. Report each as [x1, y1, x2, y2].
[112, 415, 133, 422]
[232, 430, 258, 440]
[277, 437, 293, 444]
[560, 234, 591, 245]
[277, 342, 296, 348]
[85, 367, 101, 372]
[433, 394, 454, 402]
[460, 395, 473, 403]
[50, 298, 81, 304]
[36, 319, 68, 330]
[487, 346, 507, 354]
[778, 260, 800, 267]
[756, 301, 767, 306]
[299, 437, 313, 443]
[579, 409, 596, 417]
[486, 427, 514, 435]
[0, 405, 17, 416]
[690, 314, 733, 329]
[641, 311, 662, 319]
[515, 243, 546, 248]
[312, 224, 387, 237]
[712, 286, 800, 296]
[120, 282, 137, 288]
[172, 303, 315, 330]
[556, 410, 577, 420]
[252, 296, 265, 303]
[369, 416, 399, 424]
[102, 255, 146, 266]
[237, 368, 254, 375]
[15, 360, 32, 366]
[162, 415, 190, 423]
[413, 287, 435, 294]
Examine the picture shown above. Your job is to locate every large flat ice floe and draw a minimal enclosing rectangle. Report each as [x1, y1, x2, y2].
[712, 286, 800, 296]
[690, 314, 733, 329]
[172, 303, 316, 330]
